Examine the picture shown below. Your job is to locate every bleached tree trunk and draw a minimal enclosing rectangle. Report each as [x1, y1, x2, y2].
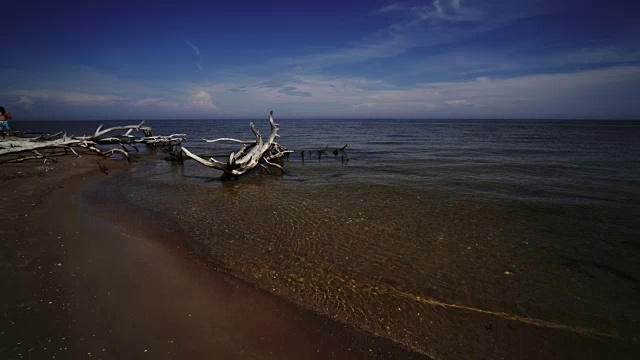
[181, 111, 292, 177]
[1, 122, 184, 163]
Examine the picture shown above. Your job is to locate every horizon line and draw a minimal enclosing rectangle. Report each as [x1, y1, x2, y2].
[14, 117, 640, 122]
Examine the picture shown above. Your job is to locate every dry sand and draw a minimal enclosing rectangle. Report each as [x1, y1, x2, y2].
[0, 156, 426, 359]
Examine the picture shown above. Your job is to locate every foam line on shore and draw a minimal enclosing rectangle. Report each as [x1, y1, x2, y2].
[398, 292, 620, 339]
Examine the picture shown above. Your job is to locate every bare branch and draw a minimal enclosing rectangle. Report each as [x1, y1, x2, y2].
[181, 111, 289, 177]
[181, 147, 227, 169]
[202, 137, 252, 144]
[263, 157, 284, 173]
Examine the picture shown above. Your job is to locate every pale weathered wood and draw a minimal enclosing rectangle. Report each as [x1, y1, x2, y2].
[1, 122, 184, 163]
[0, 137, 87, 155]
[181, 111, 292, 177]
[202, 137, 251, 144]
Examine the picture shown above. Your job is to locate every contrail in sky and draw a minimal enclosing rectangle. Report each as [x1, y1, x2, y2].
[185, 40, 200, 56]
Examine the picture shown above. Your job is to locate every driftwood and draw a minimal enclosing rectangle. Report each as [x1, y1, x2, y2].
[0, 122, 185, 164]
[300, 144, 348, 163]
[181, 111, 292, 177]
[0, 136, 115, 162]
[73, 122, 185, 148]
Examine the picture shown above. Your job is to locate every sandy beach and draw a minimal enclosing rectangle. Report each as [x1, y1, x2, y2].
[1, 118, 639, 360]
[0, 156, 426, 359]
[4, 0, 639, 356]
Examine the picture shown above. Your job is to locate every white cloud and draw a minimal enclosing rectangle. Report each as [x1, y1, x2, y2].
[134, 90, 216, 111]
[216, 66, 640, 118]
[446, 99, 471, 105]
[409, 65, 640, 117]
[411, 0, 482, 22]
[12, 90, 126, 104]
[282, 34, 412, 68]
[433, 0, 460, 18]
[376, 0, 465, 20]
[6, 63, 639, 119]
[548, 46, 640, 66]
[265, 1, 502, 73]
[134, 97, 164, 106]
[353, 44, 640, 87]
[374, 3, 408, 14]
[15, 96, 34, 106]
[189, 91, 216, 109]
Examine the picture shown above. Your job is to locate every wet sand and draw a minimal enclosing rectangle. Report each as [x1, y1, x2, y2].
[0, 157, 426, 359]
[91, 159, 640, 359]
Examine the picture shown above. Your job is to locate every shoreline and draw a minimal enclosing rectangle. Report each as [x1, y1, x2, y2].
[0, 157, 427, 359]
[2, 154, 638, 359]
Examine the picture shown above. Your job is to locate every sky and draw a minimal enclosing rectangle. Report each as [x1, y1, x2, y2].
[1, 0, 639, 120]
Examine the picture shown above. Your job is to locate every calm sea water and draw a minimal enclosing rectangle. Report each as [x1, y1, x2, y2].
[22, 119, 640, 358]
[21, 118, 640, 206]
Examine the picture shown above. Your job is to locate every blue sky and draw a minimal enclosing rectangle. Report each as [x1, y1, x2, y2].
[1, 0, 639, 119]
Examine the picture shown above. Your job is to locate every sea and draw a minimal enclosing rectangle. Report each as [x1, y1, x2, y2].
[19, 118, 640, 358]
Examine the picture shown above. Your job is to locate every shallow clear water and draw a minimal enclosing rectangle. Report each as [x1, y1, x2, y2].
[21, 118, 640, 357]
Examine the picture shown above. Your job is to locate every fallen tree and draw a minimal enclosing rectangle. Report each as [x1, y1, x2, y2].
[0, 122, 185, 164]
[181, 111, 292, 178]
[71, 122, 185, 150]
